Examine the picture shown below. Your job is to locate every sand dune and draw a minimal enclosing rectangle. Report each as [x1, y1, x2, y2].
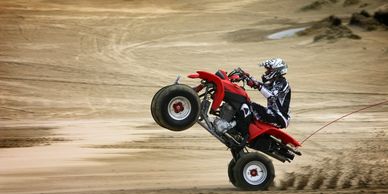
[0, 0, 387, 193]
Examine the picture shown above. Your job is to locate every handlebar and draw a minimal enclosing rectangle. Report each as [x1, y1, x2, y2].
[228, 67, 250, 81]
[228, 68, 263, 89]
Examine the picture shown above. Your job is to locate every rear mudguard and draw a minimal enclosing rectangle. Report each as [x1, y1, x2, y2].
[248, 120, 301, 147]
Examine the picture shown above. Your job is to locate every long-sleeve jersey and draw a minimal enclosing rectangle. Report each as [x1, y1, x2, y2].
[259, 77, 291, 128]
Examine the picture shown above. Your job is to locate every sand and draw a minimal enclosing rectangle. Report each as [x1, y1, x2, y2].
[0, 0, 387, 194]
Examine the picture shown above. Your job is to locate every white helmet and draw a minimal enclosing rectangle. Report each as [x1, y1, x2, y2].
[259, 58, 288, 83]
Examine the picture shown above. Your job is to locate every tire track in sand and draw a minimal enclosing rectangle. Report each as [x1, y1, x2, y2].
[276, 131, 388, 190]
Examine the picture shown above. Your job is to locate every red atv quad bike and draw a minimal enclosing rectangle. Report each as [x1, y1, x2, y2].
[150, 68, 301, 191]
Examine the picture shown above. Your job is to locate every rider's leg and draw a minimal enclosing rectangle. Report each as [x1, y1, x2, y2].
[235, 103, 252, 137]
[251, 103, 281, 126]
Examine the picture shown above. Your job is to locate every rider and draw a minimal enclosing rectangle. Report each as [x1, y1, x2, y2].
[235, 58, 291, 140]
[249, 58, 291, 128]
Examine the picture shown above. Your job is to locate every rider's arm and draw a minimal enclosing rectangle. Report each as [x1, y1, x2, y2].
[246, 76, 263, 90]
[259, 79, 288, 99]
[246, 75, 274, 98]
[259, 86, 273, 99]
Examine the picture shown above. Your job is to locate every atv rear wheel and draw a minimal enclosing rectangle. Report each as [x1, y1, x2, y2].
[232, 152, 275, 190]
[228, 159, 237, 187]
[150, 84, 200, 131]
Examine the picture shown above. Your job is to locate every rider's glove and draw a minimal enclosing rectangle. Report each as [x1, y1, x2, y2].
[247, 79, 256, 88]
[247, 77, 262, 90]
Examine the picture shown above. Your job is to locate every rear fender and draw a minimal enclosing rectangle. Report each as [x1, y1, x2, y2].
[248, 120, 301, 147]
[187, 71, 224, 111]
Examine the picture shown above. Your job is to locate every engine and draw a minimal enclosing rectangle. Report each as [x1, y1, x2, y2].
[214, 103, 237, 134]
[220, 102, 236, 122]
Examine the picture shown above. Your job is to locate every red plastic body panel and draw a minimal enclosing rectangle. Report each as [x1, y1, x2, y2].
[188, 73, 200, 78]
[216, 70, 249, 98]
[188, 71, 224, 111]
[248, 120, 301, 147]
[229, 74, 239, 80]
[188, 70, 250, 111]
[222, 79, 249, 100]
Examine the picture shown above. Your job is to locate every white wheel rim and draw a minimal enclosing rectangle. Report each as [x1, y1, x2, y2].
[243, 161, 268, 185]
[167, 96, 191, 121]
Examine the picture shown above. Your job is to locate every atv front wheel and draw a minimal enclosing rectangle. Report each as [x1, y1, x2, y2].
[150, 85, 168, 128]
[232, 152, 275, 190]
[150, 84, 200, 131]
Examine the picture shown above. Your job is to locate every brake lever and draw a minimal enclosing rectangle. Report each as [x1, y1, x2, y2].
[228, 70, 236, 77]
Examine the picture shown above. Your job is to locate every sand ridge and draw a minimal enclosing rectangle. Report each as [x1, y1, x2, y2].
[0, 0, 387, 193]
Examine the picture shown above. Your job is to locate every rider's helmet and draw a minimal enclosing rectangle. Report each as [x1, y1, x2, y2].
[259, 58, 288, 84]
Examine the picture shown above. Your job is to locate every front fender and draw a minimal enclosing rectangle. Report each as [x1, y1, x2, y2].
[188, 71, 224, 111]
